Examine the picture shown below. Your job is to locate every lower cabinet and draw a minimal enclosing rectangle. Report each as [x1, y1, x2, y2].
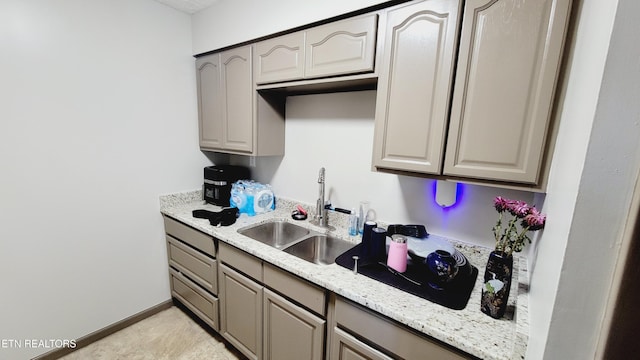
[164, 218, 474, 360]
[163, 216, 219, 330]
[219, 263, 263, 360]
[169, 268, 219, 330]
[330, 327, 393, 360]
[218, 242, 327, 360]
[264, 288, 325, 360]
[330, 296, 471, 360]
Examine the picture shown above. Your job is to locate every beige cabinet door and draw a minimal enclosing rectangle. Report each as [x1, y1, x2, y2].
[221, 46, 254, 153]
[372, 0, 462, 174]
[263, 289, 325, 360]
[219, 263, 263, 360]
[255, 32, 305, 84]
[196, 53, 223, 150]
[443, 0, 572, 183]
[330, 327, 393, 360]
[304, 14, 378, 79]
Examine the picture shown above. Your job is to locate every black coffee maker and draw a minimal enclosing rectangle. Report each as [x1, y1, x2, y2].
[203, 165, 250, 206]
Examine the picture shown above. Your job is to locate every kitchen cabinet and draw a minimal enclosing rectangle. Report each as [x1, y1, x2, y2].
[330, 296, 470, 360]
[196, 53, 223, 149]
[196, 46, 253, 153]
[254, 14, 378, 85]
[263, 288, 324, 360]
[219, 263, 263, 360]
[218, 242, 327, 360]
[372, 0, 462, 175]
[372, 0, 571, 187]
[443, 0, 572, 183]
[304, 13, 377, 79]
[255, 32, 305, 84]
[164, 216, 219, 330]
[330, 327, 393, 360]
[197, 46, 285, 155]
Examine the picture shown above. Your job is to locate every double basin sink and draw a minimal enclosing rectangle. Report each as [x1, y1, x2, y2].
[237, 220, 355, 265]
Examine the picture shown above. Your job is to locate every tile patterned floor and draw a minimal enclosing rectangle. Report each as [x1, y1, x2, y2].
[59, 306, 243, 360]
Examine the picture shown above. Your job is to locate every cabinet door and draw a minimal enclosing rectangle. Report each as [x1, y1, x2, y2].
[305, 14, 377, 79]
[255, 32, 305, 84]
[196, 53, 223, 150]
[263, 289, 325, 360]
[372, 0, 462, 174]
[221, 46, 254, 153]
[444, 0, 571, 183]
[219, 263, 263, 360]
[330, 327, 393, 360]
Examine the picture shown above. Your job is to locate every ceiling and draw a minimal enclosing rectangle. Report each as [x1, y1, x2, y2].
[153, 0, 221, 14]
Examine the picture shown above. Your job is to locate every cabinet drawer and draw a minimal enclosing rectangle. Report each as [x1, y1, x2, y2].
[305, 13, 377, 79]
[264, 263, 325, 316]
[164, 216, 215, 255]
[167, 235, 218, 295]
[331, 327, 393, 360]
[335, 297, 470, 360]
[219, 242, 263, 281]
[170, 268, 219, 331]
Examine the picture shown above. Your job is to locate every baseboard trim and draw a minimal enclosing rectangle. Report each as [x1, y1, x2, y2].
[32, 299, 174, 360]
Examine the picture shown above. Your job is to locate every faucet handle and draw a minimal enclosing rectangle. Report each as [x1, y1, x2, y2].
[318, 167, 325, 183]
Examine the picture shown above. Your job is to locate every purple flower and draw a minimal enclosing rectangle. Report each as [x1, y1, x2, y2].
[522, 208, 546, 230]
[507, 200, 531, 218]
[494, 196, 509, 213]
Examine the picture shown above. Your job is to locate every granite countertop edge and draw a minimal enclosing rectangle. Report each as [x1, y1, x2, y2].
[159, 190, 529, 360]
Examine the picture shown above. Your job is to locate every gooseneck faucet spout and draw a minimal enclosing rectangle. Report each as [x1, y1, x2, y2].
[312, 167, 333, 229]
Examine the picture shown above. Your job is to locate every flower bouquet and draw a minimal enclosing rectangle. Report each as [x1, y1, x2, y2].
[492, 196, 546, 256]
[481, 197, 546, 318]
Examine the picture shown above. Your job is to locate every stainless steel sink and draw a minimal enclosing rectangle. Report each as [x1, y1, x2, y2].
[282, 235, 356, 265]
[237, 220, 310, 249]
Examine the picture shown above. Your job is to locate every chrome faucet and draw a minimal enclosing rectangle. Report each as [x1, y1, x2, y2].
[311, 167, 333, 229]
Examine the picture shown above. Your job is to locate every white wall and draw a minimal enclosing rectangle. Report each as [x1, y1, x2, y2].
[192, 0, 390, 54]
[537, 0, 640, 357]
[0, 1, 209, 359]
[250, 91, 534, 248]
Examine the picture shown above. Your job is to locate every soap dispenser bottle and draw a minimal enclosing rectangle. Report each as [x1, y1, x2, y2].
[348, 208, 358, 236]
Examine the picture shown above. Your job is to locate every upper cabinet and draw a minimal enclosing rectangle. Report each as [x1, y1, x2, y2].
[373, 0, 572, 187]
[197, 46, 253, 153]
[197, 46, 285, 156]
[255, 32, 305, 85]
[197, 0, 572, 188]
[304, 14, 377, 79]
[254, 14, 378, 85]
[196, 54, 224, 150]
[443, 0, 572, 183]
[372, 0, 462, 175]
[221, 46, 254, 153]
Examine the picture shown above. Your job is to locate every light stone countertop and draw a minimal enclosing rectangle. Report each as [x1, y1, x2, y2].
[159, 190, 529, 360]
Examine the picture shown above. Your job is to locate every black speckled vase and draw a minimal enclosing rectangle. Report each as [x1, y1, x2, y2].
[480, 251, 513, 319]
